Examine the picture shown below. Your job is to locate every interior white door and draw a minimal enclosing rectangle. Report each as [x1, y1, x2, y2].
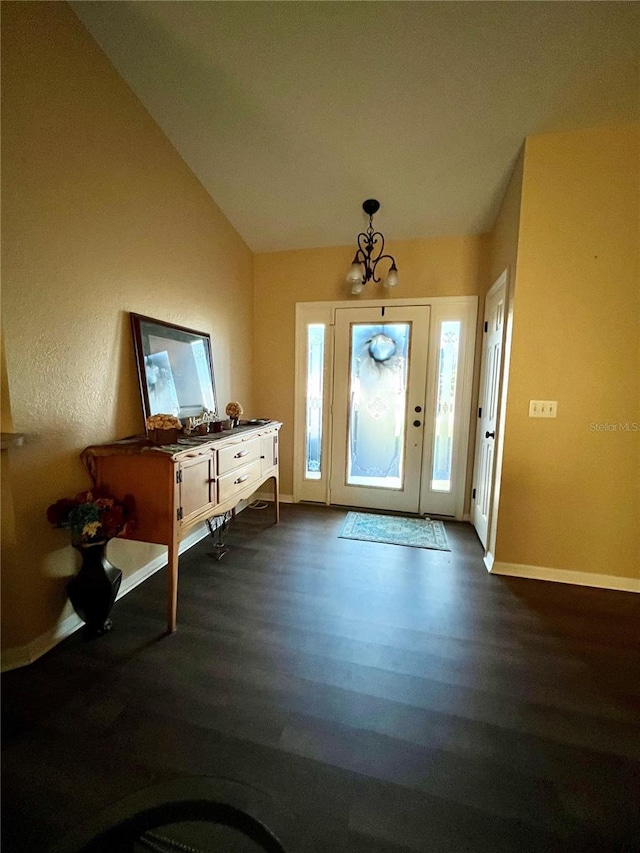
[329, 305, 430, 513]
[471, 275, 507, 547]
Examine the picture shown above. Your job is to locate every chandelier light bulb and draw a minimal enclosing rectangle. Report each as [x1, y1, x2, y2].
[384, 263, 399, 289]
[346, 261, 364, 285]
[351, 279, 365, 295]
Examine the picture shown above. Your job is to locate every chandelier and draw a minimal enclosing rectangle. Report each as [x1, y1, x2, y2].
[346, 199, 399, 295]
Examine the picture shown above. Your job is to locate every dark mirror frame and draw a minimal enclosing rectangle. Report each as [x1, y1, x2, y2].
[130, 313, 217, 430]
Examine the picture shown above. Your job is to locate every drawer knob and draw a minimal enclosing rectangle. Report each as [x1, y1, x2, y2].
[234, 450, 249, 458]
[234, 474, 249, 485]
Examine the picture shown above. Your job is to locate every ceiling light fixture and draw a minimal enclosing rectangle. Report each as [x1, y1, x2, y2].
[346, 199, 399, 295]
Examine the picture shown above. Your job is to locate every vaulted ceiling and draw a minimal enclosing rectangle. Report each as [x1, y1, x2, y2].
[71, 1, 639, 253]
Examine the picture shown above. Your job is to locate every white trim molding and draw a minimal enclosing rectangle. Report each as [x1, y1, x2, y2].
[294, 296, 478, 518]
[1, 522, 211, 672]
[489, 561, 640, 593]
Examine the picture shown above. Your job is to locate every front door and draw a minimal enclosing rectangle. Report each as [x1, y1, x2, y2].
[329, 305, 430, 513]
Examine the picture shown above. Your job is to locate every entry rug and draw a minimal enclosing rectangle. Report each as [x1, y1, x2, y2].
[339, 512, 450, 551]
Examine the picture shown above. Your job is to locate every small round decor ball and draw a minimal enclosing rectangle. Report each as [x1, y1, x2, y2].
[225, 401, 243, 420]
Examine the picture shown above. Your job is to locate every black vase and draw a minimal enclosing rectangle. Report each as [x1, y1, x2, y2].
[68, 541, 122, 637]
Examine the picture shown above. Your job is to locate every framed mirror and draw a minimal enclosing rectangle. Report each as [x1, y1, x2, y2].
[130, 313, 217, 428]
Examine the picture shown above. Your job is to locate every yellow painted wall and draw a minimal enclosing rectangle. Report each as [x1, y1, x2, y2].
[1, 329, 19, 558]
[1, 330, 15, 434]
[495, 125, 639, 578]
[472, 152, 524, 556]
[253, 235, 485, 496]
[1, 1, 254, 652]
[485, 151, 524, 297]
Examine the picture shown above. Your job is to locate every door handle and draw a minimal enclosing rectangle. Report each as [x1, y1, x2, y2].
[413, 420, 422, 427]
[485, 431, 495, 439]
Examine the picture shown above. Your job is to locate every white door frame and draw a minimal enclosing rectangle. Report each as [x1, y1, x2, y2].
[293, 296, 478, 519]
[419, 297, 479, 519]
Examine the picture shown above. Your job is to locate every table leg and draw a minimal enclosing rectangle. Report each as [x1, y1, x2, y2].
[167, 537, 179, 633]
[273, 475, 280, 524]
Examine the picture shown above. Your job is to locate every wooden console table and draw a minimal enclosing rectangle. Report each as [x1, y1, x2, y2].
[81, 421, 281, 633]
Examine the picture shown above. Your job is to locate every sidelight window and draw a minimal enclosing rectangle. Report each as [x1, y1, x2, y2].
[431, 320, 460, 492]
[305, 324, 325, 479]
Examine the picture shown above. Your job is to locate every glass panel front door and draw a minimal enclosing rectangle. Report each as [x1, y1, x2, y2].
[347, 323, 410, 489]
[330, 306, 430, 513]
[295, 298, 478, 518]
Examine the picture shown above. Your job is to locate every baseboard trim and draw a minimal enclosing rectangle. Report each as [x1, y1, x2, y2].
[490, 561, 640, 593]
[0, 612, 83, 673]
[1, 523, 211, 673]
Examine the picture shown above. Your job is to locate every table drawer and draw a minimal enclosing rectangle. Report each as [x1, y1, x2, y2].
[217, 437, 261, 475]
[217, 459, 261, 504]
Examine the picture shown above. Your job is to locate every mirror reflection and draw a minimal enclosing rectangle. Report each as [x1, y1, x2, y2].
[130, 313, 217, 426]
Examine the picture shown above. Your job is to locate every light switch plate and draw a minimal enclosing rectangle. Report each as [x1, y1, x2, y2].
[529, 400, 558, 418]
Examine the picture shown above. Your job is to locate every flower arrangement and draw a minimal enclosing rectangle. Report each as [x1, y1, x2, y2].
[146, 413, 182, 445]
[225, 401, 243, 427]
[146, 413, 182, 431]
[225, 401, 243, 420]
[46, 488, 135, 547]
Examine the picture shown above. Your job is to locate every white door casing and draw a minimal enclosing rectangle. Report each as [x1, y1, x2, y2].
[419, 298, 479, 519]
[293, 296, 478, 519]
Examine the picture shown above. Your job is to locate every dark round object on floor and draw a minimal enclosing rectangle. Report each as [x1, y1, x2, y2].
[81, 801, 286, 852]
[52, 778, 298, 853]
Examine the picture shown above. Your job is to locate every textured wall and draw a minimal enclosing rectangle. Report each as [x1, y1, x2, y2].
[1, 2, 254, 651]
[496, 125, 639, 578]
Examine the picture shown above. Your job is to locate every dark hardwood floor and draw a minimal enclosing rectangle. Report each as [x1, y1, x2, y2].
[2, 504, 639, 852]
